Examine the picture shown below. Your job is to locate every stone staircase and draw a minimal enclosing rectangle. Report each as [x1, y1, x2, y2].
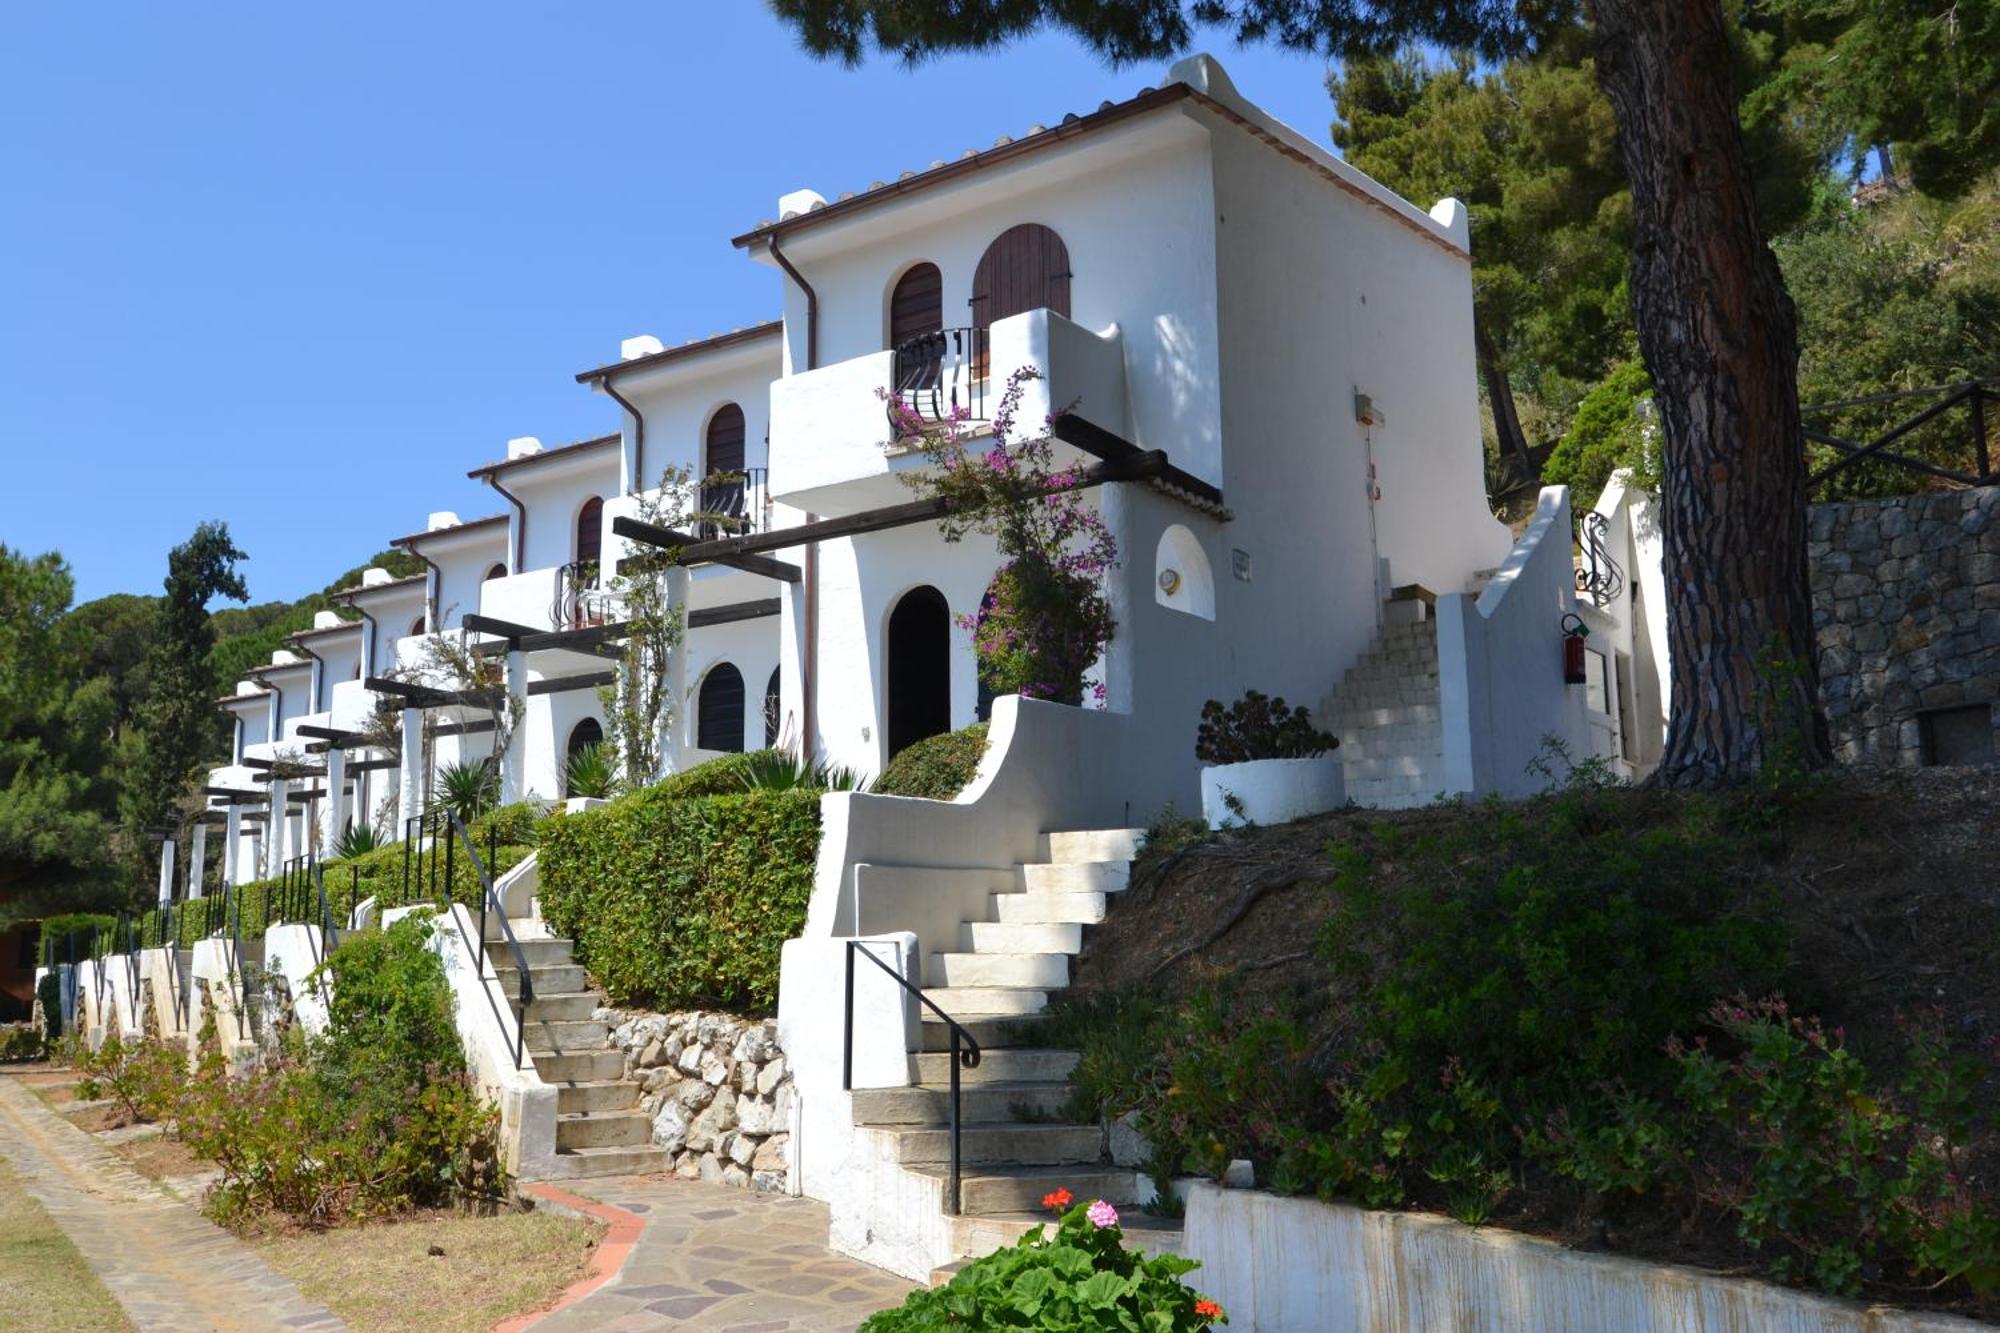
[847, 828, 1177, 1277]
[487, 931, 671, 1179]
[1325, 601, 1445, 809]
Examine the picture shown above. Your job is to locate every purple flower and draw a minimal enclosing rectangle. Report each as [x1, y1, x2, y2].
[1087, 1199, 1119, 1229]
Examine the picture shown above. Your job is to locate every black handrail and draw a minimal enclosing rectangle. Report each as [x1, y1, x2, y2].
[842, 939, 982, 1215]
[696, 467, 770, 540]
[551, 560, 615, 631]
[120, 914, 141, 1030]
[1574, 510, 1626, 603]
[442, 810, 534, 1071]
[91, 924, 109, 1028]
[890, 326, 987, 428]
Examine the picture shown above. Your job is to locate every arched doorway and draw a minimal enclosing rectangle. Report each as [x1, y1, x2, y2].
[697, 663, 745, 753]
[702, 404, 747, 536]
[971, 223, 1070, 378]
[563, 718, 603, 796]
[886, 586, 951, 758]
[763, 667, 782, 748]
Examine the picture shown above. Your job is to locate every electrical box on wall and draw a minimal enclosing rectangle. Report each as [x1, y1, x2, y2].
[1354, 390, 1384, 427]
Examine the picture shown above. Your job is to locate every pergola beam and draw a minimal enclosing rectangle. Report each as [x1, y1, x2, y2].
[688, 598, 782, 628]
[527, 670, 618, 697]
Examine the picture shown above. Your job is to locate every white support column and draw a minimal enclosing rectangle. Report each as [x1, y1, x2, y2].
[157, 839, 175, 908]
[265, 781, 289, 878]
[398, 708, 424, 832]
[660, 566, 690, 779]
[501, 647, 528, 804]
[189, 823, 208, 901]
[321, 748, 349, 851]
[223, 807, 241, 887]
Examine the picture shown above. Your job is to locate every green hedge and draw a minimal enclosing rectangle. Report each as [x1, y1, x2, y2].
[874, 723, 989, 800]
[37, 913, 117, 966]
[651, 751, 781, 799]
[537, 786, 821, 1014]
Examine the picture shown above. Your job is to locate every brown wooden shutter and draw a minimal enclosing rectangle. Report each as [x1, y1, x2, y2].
[970, 225, 1071, 378]
[888, 263, 943, 348]
[574, 497, 603, 564]
[705, 403, 746, 475]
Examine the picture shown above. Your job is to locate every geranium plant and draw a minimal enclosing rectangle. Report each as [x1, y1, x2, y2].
[859, 1190, 1225, 1330]
[889, 369, 1117, 705]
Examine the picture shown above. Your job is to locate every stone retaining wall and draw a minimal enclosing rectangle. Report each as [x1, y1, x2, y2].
[1809, 486, 2000, 765]
[605, 1009, 793, 1193]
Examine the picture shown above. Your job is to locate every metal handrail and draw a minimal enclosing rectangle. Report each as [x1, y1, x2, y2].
[551, 560, 616, 631]
[841, 939, 982, 1215]
[120, 914, 141, 1028]
[696, 466, 770, 540]
[890, 326, 987, 428]
[1574, 510, 1626, 604]
[310, 856, 341, 961]
[442, 810, 533, 1071]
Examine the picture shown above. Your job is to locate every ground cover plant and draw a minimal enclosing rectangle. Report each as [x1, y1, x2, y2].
[0, 1158, 133, 1333]
[860, 1191, 1225, 1330]
[1051, 767, 2000, 1316]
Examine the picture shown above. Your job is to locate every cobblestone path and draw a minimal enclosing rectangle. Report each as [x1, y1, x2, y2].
[0, 1069, 344, 1332]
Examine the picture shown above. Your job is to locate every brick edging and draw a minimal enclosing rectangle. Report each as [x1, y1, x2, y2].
[495, 1181, 648, 1330]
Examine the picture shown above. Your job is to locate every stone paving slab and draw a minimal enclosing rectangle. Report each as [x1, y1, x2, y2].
[529, 1176, 915, 1331]
[0, 1069, 345, 1332]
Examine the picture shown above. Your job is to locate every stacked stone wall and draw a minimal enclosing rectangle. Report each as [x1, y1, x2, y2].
[604, 1008, 792, 1192]
[1809, 485, 2000, 764]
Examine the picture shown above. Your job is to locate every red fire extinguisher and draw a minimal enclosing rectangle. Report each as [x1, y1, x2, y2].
[1561, 613, 1589, 685]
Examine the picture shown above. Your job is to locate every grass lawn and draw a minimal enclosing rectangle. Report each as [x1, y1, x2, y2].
[254, 1209, 602, 1333]
[0, 1157, 134, 1332]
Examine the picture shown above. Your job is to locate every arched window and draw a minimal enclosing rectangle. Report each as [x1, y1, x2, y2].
[886, 586, 952, 757]
[763, 667, 782, 748]
[971, 224, 1070, 377]
[888, 262, 942, 350]
[697, 663, 746, 753]
[563, 718, 604, 796]
[574, 497, 604, 567]
[484, 562, 507, 582]
[409, 615, 426, 638]
[702, 404, 747, 535]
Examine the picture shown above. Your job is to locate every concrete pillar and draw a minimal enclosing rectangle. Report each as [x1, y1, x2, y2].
[398, 708, 424, 832]
[222, 807, 240, 887]
[189, 823, 208, 900]
[322, 748, 349, 851]
[501, 647, 528, 804]
[660, 565, 690, 780]
[157, 839, 175, 907]
[265, 781, 289, 878]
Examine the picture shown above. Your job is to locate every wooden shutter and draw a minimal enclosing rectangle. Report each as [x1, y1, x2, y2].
[888, 263, 943, 348]
[970, 225, 1070, 378]
[574, 497, 604, 565]
[705, 403, 746, 476]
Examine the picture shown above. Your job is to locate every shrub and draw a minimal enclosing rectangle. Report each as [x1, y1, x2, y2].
[0, 1022, 44, 1062]
[37, 912, 116, 967]
[36, 972, 62, 1040]
[432, 757, 500, 822]
[537, 788, 821, 1013]
[737, 748, 868, 792]
[1541, 358, 1658, 501]
[873, 723, 989, 800]
[652, 750, 777, 799]
[861, 1193, 1225, 1330]
[331, 821, 385, 859]
[564, 742, 619, 799]
[70, 1034, 186, 1122]
[1195, 691, 1338, 765]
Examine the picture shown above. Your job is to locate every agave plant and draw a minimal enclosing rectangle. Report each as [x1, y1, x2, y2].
[737, 748, 869, 793]
[564, 743, 619, 800]
[331, 820, 385, 859]
[431, 757, 500, 823]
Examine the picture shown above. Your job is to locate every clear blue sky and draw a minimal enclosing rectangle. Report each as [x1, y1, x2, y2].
[1, 4, 1339, 608]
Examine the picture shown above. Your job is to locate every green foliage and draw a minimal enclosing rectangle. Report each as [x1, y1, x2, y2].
[651, 751, 775, 799]
[563, 742, 619, 800]
[69, 1033, 186, 1122]
[0, 1023, 44, 1062]
[432, 757, 500, 822]
[873, 723, 990, 800]
[860, 1195, 1225, 1331]
[331, 821, 385, 860]
[1540, 359, 1657, 500]
[537, 787, 822, 1013]
[736, 747, 869, 793]
[1194, 691, 1338, 765]
[37, 913, 117, 967]
[36, 973, 62, 1040]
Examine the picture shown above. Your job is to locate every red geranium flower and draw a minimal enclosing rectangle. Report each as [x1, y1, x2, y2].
[1194, 1297, 1224, 1321]
[1041, 1187, 1073, 1211]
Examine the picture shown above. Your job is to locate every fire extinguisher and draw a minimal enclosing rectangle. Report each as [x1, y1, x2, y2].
[1561, 612, 1589, 685]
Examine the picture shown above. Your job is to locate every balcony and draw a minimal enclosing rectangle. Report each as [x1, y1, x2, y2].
[768, 308, 1129, 517]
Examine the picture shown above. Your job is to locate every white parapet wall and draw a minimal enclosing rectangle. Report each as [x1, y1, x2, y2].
[136, 947, 189, 1043]
[1181, 1186, 1987, 1333]
[187, 937, 260, 1072]
[262, 924, 333, 1039]
[383, 905, 558, 1176]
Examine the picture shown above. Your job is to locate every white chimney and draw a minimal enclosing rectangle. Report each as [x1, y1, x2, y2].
[312, 610, 343, 630]
[506, 435, 543, 460]
[270, 649, 302, 666]
[427, 511, 460, 532]
[621, 335, 665, 361]
[777, 188, 826, 220]
[361, 567, 393, 588]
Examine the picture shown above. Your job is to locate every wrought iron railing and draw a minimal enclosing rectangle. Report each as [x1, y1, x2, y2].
[1574, 510, 1626, 604]
[889, 327, 987, 430]
[551, 560, 615, 631]
[842, 939, 981, 1216]
[697, 467, 771, 540]
[402, 808, 533, 1070]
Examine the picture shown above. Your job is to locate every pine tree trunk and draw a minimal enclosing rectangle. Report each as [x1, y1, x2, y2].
[1476, 321, 1536, 488]
[1590, 0, 1830, 786]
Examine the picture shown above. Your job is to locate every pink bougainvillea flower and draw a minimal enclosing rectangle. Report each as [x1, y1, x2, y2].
[1086, 1199, 1119, 1229]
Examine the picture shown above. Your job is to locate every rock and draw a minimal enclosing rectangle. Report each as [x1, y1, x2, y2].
[736, 1096, 775, 1137]
[651, 1100, 689, 1154]
[722, 1163, 751, 1189]
[732, 1027, 776, 1064]
[700, 1050, 731, 1086]
[1108, 1112, 1150, 1169]
[639, 1039, 665, 1069]
[729, 1132, 757, 1166]
[678, 1043, 705, 1075]
[686, 1088, 738, 1152]
[752, 1133, 789, 1172]
[751, 1169, 786, 1193]
[773, 1081, 796, 1122]
[675, 1156, 701, 1181]
[696, 1014, 731, 1048]
[757, 1057, 786, 1096]
[1222, 1159, 1255, 1189]
[673, 1079, 715, 1114]
[663, 1036, 684, 1066]
[735, 1061, 759, 1095]
[698, 1152, 726, 1182]
[642, 1067, 676, 1095]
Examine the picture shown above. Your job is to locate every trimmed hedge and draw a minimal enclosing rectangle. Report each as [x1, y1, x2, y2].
[651, 751, 782, 799]
[537, 786, 821, 1014]
[874, 723, 989, 801]
[37, 913, 117, 966]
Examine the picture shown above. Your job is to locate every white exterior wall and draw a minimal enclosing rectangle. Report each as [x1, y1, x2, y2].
[502, 449, 621, 575]
[682, 600, 790, 758]
[419, 525, 509, 630]
[604, 337, 779, 497]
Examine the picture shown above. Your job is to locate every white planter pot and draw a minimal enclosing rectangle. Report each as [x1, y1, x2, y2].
[564, 797, 610, 815]
[1200, 754, 1345, 829]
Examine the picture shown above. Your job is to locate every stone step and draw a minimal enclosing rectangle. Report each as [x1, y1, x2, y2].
[524, 992, 601, 1023]
[531, 1048, 626, 1083]
[962, 920, 1083, 955]
[505, 937, 574, 967]
[951, 1207, 1186, 1259]
[910, 1047, 1078, 1085]
[1330, 704, 1442, 728]
[1021, 861, 1129, 895]
[493, 962, 588, 997]
[993, 890, 1106, 926]
[851, 1082, 1074, 1126]
[523, 1019, 609, 1051]
[927, 951, 1068, 990]
[920, 1013, 1046, 1052]
[890, 1121, 1103, 1166]
[537, 1144, 673, 1180]
[909, 1163, 1141, 1216]
[556, 1080, 639, 1116]
[556, 1110, 653, 1150]
[1038, 829, 1145, 864]
[922, 987, 1049, 1018]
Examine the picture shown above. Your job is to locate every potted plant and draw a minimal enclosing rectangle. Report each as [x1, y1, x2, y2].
[1195, 691, 1342, 828]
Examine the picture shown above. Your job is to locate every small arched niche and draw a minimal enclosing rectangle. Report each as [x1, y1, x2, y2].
[1154, 524, 1215, 620]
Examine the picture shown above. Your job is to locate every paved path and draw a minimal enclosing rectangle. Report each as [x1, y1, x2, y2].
[0, 1068, 344, 1332]
[529, 1176, 915, 1331]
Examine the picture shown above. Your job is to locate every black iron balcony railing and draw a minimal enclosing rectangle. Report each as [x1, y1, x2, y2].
[551, 560, 615, 631]
[890, 327, 987, 430]
[697, 466, 770, 540]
